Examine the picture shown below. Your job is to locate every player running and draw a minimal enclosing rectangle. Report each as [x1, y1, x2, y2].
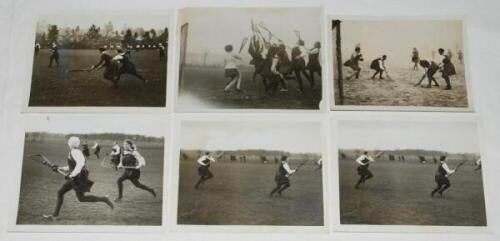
[431, 156, 456, 197]
[270, 156, 296, 197]
[48, 42, 59, 68]
[194, 152, 217, 190]
[115, 139, 156, 202]
[355, 151, 375, 189]
[43, 136, 113, 220]
[92, 141, 101, 159]
[110, 141, 121, 170]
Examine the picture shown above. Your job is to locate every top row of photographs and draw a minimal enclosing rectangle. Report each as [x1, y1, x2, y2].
[24, 7, 472, 112]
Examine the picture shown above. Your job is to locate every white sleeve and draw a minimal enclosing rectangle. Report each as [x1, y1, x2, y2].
[133, 151, 146, 168]
[111, 146, 119, 155]
[69, 149, 86, 178]
[310, 48, 320, 54]
[197, 156, 207, 166]
[283, 162, 296, 174]
[367, 156, 375, 162]
[379, 60, 385, 70]
[442, 163, 455, 174]
[355, 155, 365, 165]
[209, 156, 216, 163]
[299, 46, 309, 58]
[92, 143, 98, 149]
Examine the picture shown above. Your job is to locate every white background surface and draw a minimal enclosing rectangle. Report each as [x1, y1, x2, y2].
[1, 0, 499, 240]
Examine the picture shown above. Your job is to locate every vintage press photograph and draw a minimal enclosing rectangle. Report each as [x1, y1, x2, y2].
[177, 7, 323, 110]
[177, 120, 324, 226]
[16, 116, 165, 226]
[331, 18, 470, 110]
[28, 14, 169, 108]
[336, 119, 486, 226]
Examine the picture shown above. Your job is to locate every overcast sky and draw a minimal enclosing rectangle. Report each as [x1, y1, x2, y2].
[338, 120, 479, 153]
[181, 121, 321, 153]
[25, 115, 166, 138]
[337, 19, 463, 67]
[180, 7, 322, 65]
[37, 14, 170, 32]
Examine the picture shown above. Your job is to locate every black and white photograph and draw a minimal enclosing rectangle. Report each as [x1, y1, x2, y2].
[177, 7, 323, 111]
[331, 18, 471, 110]
[336, 119, 486, 227]
[176, 120, 324, 227]
[28, 14, 170, 108]
[15, 116, 166, 226]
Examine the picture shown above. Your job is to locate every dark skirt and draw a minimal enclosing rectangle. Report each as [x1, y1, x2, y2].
[72, 168, 94, 193]
[307, 61, 321, 72]
[122, 168, 141, 180]
[198, 165, 210, 177]
[357, 165, 371, 176]
[104, 61, 121, 80]
[225, 68, 239, 78]
[442, 62, 456, 77]
[275, 173, 290, 185]
[435, 173, 450, 185]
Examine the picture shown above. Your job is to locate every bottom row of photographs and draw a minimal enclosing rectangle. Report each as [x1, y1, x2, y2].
[10, 115, 487, 232]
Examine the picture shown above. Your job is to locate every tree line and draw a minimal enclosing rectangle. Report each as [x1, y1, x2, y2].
[36, 22, 168, 49]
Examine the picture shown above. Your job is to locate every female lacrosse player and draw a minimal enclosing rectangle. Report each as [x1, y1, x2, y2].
[270, 156, 296, 197]
[194, 152, 217, 190]
[115, 139, 156, 202]
[43, 136, 113, 220]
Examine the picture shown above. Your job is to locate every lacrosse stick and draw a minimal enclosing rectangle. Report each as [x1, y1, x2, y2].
[455, 160, 469, 171]
[29, 154, 68, 176]
[239, 37, 249, 53]
[66, 66, 94, 73]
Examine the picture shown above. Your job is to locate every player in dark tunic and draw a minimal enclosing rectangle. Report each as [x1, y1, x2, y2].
[411, 47, 420, 70]
[307, 41, 321, 88]
[370, 55, 387, 80]
[114, 49, 149, 84]
[48, 42, 59, 68]
[82, 142, 90, 158]
[344, 46, 364, 80]
[110, 141, 121, 170]
[431, 156, 456, 197]
[93, 141, 101, 159]
[355, 152, 375, 189]
[158, 43, 166, 61]
[270, 156, 296, 197]
[194, 152, 216, 190]
[414, 59, 440, 88]
[34, 42, 41, 56]
[115, 140, 156, 202]
[291, 40, 313, 92]
[438, 48, 456, 90]
[43, 137, 113, 219]
[90, 47, 119, 87]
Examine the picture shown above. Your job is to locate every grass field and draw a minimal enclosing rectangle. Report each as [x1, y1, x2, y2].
[334, 63, 469, 108]
[29, 49, 167, 107]
[17, 139, 164, 226]
[177, 154, 324, 226]
[178, 66, 322, 109]
[339, 154, 487, 226]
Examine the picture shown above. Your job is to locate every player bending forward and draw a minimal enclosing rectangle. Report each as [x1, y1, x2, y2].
[194, 152, 216, 190]
[43, 136, 113, 220]
[270, 156, 296, 197]
[115, 139, 156, 202]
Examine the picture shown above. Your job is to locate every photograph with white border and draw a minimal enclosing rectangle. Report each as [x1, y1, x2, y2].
[10, 115, 168, 231]
[330, 16, 473, 112]
[24, 12, 172, 110]
[176, 7, 325, 111]
[170, 114, 328, 232]
[334, 116, 487, 230]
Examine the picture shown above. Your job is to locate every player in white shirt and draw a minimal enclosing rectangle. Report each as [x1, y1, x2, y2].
[223, 44, 243, 92]
[43, 136, 113, 219]
[115, 139, 156, 202]
[92, 141, 101, 159]
[270, 156, 296, 197]
[355, 151, 375, 189]
[431, 156, 456, 197]
[195, 152, 217, 190]
[370, 55, 387, 80]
